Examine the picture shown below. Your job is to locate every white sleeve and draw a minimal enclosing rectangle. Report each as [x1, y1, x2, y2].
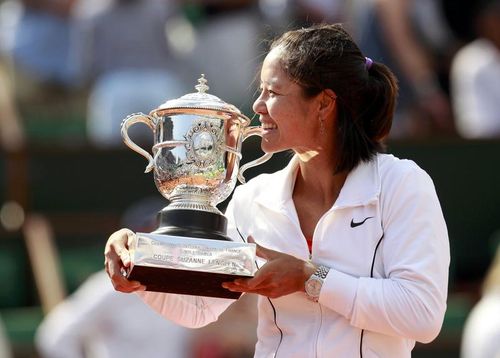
[35, 272, 118, 358]
[135, 291, 235, 329]
[321, 167, 450, 343]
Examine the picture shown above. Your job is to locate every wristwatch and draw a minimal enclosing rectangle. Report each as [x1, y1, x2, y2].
[305, 265, 330, 302]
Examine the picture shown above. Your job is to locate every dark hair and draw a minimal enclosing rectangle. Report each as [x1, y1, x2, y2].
[270, 23, 399, 173]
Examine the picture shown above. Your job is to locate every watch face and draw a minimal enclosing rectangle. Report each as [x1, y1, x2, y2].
[305, 278, 322, 297]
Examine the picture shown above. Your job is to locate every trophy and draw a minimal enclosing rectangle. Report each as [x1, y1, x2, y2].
[121, 75, 272, 299]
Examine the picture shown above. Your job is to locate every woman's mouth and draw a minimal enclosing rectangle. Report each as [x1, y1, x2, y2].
[261, 122, 277, 130]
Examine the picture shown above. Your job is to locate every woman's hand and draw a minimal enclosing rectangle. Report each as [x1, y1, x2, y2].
[222, 236, 316, 298]
[104, 228, 146, 293]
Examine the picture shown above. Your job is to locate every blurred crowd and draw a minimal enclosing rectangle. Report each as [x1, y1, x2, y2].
[0, 0, 499, 154]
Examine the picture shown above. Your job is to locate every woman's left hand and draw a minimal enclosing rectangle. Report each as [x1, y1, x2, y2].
[222, 236, 316, 298]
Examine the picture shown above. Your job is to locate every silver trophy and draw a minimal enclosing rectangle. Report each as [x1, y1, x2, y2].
[121, 75, 272, 298]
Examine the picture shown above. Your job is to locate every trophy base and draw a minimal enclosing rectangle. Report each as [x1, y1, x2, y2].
[127, 233, 256, 299]
[156, 209, 229, 241]
[128, 266, 248, 299]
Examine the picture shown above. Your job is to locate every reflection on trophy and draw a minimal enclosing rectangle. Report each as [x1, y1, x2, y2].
[121, 75, 272, 298]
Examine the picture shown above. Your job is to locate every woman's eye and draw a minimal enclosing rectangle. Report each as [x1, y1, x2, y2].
[258, 86, 278, 97]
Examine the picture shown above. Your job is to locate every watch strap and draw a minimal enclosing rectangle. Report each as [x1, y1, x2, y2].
[313, 265, 329, 280]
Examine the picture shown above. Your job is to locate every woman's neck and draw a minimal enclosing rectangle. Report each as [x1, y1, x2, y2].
[293, 153, 348, 208]
[291, 153, 348, 239]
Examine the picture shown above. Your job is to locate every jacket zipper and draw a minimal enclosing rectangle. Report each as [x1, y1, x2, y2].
[314, 303, 324, 357]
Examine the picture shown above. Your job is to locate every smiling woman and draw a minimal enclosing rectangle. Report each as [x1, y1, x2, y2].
[253, 47, 324, 155]
[104, 24, 450, 358]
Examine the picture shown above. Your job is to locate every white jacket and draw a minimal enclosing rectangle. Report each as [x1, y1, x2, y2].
[138, 153, 450, 358]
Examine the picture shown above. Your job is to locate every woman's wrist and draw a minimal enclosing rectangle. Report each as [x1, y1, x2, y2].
[302, 260, 318, 292]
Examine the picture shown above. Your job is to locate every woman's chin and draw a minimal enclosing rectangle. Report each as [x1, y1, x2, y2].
[260, 142, 284, 154]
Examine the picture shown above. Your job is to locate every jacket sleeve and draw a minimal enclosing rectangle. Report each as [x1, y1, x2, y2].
[136, 196, 244, 328]
[320, 165, 450, 343]
[35, 271, 124, 358]
[136, 291, 235, 329]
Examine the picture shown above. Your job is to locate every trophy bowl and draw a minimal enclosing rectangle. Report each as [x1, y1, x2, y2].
[120, 75, 272, 298]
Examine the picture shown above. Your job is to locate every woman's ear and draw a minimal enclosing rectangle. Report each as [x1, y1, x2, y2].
[319, 89, 337, 116]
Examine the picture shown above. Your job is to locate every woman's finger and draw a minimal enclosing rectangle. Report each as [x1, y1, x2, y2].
[247, 235, 281, 261]
[104, 228, 142, 292]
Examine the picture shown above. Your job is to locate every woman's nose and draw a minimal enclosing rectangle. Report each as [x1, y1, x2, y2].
[252, 95, 266, 115]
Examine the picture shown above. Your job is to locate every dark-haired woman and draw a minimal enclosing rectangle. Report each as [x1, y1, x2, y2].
[105, 24, 450, 357]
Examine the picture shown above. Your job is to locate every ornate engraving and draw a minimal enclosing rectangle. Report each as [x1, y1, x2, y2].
[184, 117, 222, 168]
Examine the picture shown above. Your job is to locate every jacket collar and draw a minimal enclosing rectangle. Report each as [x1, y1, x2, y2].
[253, 154, 381, 212]
[334, 155, 381, 209]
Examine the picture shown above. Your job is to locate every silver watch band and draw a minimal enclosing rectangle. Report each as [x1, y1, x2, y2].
[314, 265, 329, 280]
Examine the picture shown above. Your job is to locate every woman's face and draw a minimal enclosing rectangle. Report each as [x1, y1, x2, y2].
[253, 48, 323, 154]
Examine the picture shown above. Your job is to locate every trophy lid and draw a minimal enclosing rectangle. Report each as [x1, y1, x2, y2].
[153, 74, 250, 125]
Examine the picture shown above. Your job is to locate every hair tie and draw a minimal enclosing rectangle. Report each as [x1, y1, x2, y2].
[365, 57, 373, 70]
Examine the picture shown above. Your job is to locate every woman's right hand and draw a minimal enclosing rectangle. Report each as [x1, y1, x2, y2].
[104, 228, 146, 293]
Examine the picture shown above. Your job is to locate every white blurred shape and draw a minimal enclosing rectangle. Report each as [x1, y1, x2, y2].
[0, 201, 25, 231]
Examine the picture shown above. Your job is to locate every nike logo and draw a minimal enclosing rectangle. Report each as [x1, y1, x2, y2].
[350, 216, 374, 228]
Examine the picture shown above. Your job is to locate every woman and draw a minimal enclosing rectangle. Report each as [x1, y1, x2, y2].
[105, 24, 450, 357]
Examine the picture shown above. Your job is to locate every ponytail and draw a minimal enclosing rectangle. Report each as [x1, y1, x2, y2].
[361, 62, 399, 143]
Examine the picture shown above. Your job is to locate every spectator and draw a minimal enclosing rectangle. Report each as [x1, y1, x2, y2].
[35, 270, 193, 358]
[182, 0, 261, 113]
[352, 0, 455, 138]
[461, 241, 500, 358]
[0, 59, 24, 152]
[0, 0, 87, 146]
[71, 0, 189, 148]
[0, 315, 13, 358]
[7, 0, 77, 89]
[450, 0, 500, 138]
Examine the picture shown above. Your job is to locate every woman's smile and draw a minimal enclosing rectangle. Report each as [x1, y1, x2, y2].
[261, 122, 278, 130]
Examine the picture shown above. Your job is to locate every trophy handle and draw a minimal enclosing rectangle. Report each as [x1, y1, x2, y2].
[121, 113, 156, 173]
[238, 126, 273, 184]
